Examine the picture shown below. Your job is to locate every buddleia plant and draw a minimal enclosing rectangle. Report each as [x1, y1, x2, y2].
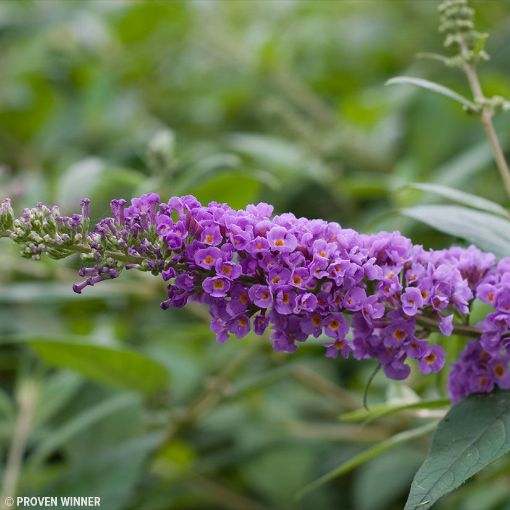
[1, 1, 510, 509]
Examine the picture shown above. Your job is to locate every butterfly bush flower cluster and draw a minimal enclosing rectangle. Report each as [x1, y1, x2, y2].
[449, 258, 510, 401]
[1, 193, 509, 402]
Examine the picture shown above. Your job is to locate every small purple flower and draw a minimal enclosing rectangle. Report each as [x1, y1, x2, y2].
[175, 273, 195, 291]
[300, 313, 323, 337]
[201, 225, 222, 246]
[289, 267, 310, 289]
[491, 359, 510, 388]
[156, 214, 173, 238]
[325, 339, 351, 359]
[343, 287, 367, 312]
[268, 267, 291, 289]
[361, 296, 384, 323]
[229, 315, 251, 338]
[211, 319, 229, 343]
[383, 319, 413, 348]
[431, 282, 450, 311]
[401, 287, 423, 316]
[477, 283, 497, 306]
[295, 292, 318, 313]
[439, 314, 454, 336]
[215, 260, 242, 280]
[267, 226, 297, 253]
[162, 267, 176, 281]
[81, 198, 91, 219]
[406, 338, 429, 359]
[275, 287, 297, 315]
[495, 289, 510, 313]
[248, 284, 273, 308]
[383, 360, 411, 380]
[418, 345, 445, 374]
[195, 247, 223, 269]
[202, 276, 231, 297]
[323, 313, 348, 340]
[226, 285, 250, 316]
[254, 314, 269, 335]
[247, 236, 270, 254]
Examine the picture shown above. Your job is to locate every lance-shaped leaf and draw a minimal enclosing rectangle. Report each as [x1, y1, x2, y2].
[401, 205, 510, 258]
[386, 76, 477, 110]
[297, 421, 438, 500]
[408, 183, 509, 218]
[25, 338, 169, 394]
[341, 399, 450, 425]
[405, 391, 510, 510]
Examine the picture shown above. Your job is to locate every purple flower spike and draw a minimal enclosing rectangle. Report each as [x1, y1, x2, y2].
[15, 190, 509, 403]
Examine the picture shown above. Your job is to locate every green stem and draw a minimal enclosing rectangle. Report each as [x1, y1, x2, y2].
[363, 363, 381, 411]
[460, 42, 510, 199]
[0, 380, 38, 510]
[157, 345, 257, 453]
[416, 315, 481, 337]
[296, 420, 439, 500]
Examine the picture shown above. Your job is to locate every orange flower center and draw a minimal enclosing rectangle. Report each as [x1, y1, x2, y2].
[393, 329, 406, 341]
[479, 376, 489, 388]
[424, 352, 436, 364]
[494, 364, 505, 377]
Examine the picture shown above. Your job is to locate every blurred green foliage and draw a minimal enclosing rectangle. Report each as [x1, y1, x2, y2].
[1, 1, 510, 509]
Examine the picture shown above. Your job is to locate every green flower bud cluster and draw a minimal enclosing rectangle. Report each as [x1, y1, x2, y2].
[0, 198, 89, 261]
[438, 0, 488, 66]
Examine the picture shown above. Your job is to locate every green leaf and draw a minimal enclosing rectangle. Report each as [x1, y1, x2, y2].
[386, 77, 477, 110]
[56, 158, 144, 220]
[36, 388, 161, 510]
[297, 421, 438, 500]
[189, 172, 262, 209]
[34, 371, 82, 428]
[341, 399, 450, 425]
[408, 183, 509, 218]
[401, 205, 510, 258]
[27, 338, 169, 394]
[44, 433, 162, 510]
[227, 133, 332, 181]
[405, 391, 510, 510]
[354, 447, 425, 510]
[29, 393, 139, 467]
[0, 388, 14, 421]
